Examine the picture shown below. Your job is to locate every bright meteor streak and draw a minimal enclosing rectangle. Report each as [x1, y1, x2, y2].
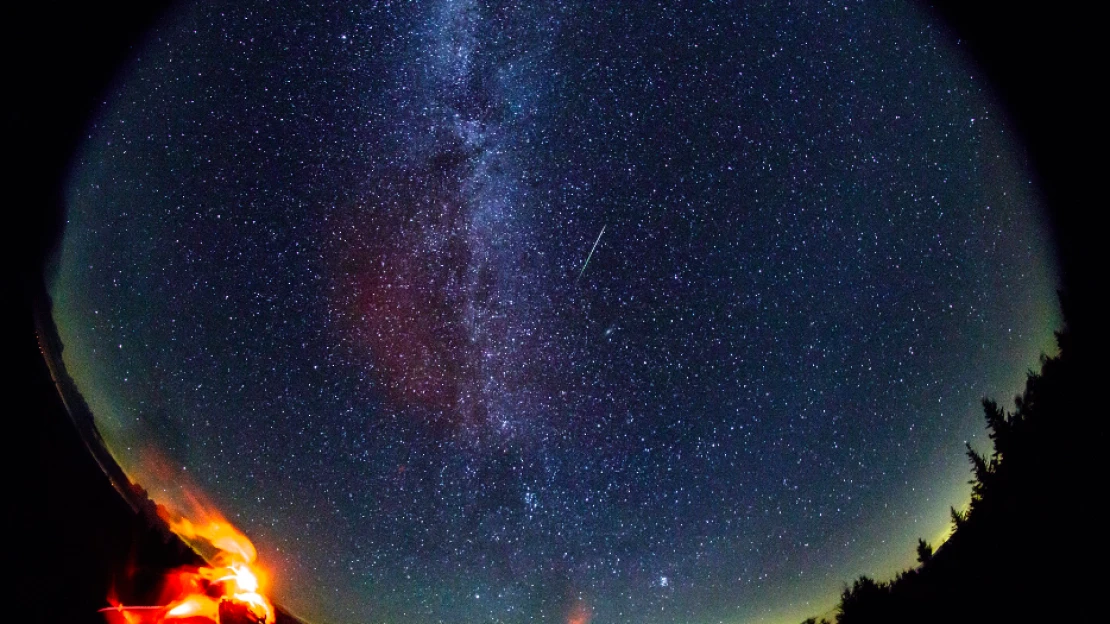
[576, 225, 607, 283]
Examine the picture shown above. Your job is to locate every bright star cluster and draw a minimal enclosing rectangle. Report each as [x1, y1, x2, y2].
[52, 2, 1058, 623]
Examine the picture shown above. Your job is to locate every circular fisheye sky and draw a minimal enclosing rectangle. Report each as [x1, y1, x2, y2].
[50, 1, 1059, 623]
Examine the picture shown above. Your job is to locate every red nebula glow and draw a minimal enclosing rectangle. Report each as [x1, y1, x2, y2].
[327, 191, 476, 414]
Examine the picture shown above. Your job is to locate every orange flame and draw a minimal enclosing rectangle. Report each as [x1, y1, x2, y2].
[103, 492, 275, 624]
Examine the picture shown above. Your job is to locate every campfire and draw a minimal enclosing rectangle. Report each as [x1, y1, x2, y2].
[101, 494, 275, 624]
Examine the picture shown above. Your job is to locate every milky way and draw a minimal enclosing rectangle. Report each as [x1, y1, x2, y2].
[51, 2, 1058, 623]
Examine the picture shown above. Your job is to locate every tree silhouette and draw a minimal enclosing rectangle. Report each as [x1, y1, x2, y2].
[836, 576, 890, 624]
[914, 539, 932, 565]
[798, 299, 1099, 623]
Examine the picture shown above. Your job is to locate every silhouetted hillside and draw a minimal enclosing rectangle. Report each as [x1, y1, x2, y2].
[17, 293, 308, 623]
[801, 294, 1101, 624]
[33, 288, 145, 514]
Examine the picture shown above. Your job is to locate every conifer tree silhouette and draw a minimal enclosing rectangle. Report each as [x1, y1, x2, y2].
[797, 297, 1097, 624]
[915, 538, 932, 565]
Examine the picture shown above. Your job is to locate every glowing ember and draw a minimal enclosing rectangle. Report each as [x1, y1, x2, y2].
[102, 495, 275, 624]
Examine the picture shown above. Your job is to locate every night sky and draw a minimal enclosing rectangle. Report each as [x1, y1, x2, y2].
[50, 1, 1059, 623]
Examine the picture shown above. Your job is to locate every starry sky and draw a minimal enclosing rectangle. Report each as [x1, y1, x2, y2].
[50, 1, 1060, 623]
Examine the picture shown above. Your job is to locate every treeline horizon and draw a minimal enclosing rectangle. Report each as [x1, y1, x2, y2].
[801, 293, 1098, 624]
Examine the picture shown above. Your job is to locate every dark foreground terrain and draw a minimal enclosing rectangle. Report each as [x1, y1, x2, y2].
[801, 296, 1101, 623]
[16, 298, 306, 624]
